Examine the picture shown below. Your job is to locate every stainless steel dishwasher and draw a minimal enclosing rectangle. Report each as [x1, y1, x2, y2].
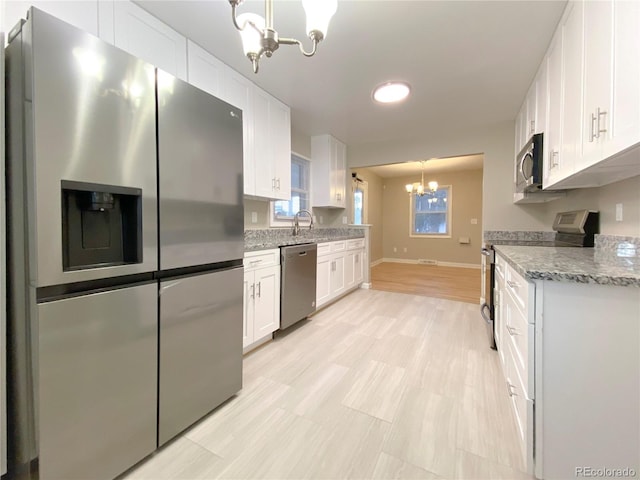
[280, 243, 318, 330]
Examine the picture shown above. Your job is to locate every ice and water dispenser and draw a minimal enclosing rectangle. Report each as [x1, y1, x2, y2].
[61, 180, 143, 270]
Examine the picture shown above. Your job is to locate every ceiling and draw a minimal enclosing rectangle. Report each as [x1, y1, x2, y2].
[362, 154, 483, 178]
[136, 0, 566, 149]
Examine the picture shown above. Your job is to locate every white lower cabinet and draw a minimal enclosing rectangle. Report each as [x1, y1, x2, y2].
[316, 240, 364, 309]
[243, 249, 280, 351]
[495, 251, 640, 479]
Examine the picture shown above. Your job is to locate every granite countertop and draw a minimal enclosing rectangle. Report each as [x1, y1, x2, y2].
[244, 227, 365, 252]
[494, 245, 640, 287]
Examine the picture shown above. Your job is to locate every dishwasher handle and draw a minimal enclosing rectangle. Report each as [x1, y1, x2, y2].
[298, 251, 308, 256]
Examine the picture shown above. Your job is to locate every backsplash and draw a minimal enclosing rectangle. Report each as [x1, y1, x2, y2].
[483, 231, 556, 242]
[245, 227, 365, 251]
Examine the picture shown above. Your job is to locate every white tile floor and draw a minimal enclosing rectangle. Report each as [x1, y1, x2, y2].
[122, 289, 531, 479]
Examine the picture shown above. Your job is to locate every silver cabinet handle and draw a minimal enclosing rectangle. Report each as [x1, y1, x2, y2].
[250, 283, 255, 299]
[596, 107, 607, 138]
[276, 178, 281, 190]
[256, 281, 261, 298]
[272, 178, 276, 189]
[530, 119, 535, 135]
[507, 280, 519, 289]
[590, 112, 598, 142]
[507, 382, 518, 397]
[249, 259, 262, 266]
[549, 150, 559, 169]
[506, 325, 518, 336]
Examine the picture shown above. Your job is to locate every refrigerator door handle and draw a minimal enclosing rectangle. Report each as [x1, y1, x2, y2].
[480, 303, 492, 325]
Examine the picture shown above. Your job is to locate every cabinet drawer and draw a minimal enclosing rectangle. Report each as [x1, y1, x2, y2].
[505, 263, 530, 317]
[331, 241, 346, 252]
[505, 338, 533, 463]
[346, 238, 365, 250]
[244, 249, 279, 270]
[503, 289, 533, 398]
[317, 243, 332, 257]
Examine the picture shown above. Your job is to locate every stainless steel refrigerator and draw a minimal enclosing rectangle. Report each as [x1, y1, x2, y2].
[5, 8, 244, 480]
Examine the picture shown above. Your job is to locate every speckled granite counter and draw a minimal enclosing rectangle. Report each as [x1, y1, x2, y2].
[494, 243, 640, 287]
[244, 227, 365, 252]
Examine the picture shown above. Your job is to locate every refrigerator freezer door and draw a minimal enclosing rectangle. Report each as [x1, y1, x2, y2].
[158, 267, 243, 445]
[8, 9, 158, 287]
[157, 71, 244, 270]
[37, 283, 157, 480]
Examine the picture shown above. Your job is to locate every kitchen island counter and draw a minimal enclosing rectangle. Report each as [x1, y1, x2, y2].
[494, 243, 640, 287]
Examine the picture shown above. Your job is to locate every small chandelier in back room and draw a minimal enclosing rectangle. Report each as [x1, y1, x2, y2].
[405, 161, 438, 196]
[228, 0, 338, 74]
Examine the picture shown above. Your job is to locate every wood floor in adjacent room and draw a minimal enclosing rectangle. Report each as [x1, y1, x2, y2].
[371, 262, 481, 304]
[122, 289, 529, 480]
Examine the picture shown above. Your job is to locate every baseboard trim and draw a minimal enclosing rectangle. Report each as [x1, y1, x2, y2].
[380, 258, 481, 269]
[370, 258, 384, 268]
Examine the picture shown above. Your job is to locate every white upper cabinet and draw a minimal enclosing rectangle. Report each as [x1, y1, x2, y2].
[311, 134, 347, 208]
[540, 0, 640, 190]
[111, 2, 187, 80]
[559, 1, 584, 180]
[579, 0, 613, 168]
[607, 0, 640, 159]
[186, 40, 226, 100]
[3, 1, 98, 36]
[251, 88, 291, 200]
[544, 29, 565, 188]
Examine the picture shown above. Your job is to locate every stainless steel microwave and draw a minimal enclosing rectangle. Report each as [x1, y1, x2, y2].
[516, 133, 543, 192]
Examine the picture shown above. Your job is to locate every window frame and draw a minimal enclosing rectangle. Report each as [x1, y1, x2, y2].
[408, 185, 452, 238]
[270, 152, 312, 227]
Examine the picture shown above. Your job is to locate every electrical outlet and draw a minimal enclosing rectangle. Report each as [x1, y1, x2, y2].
[471, 218, 478, 225]
[403, 247, 407, 253]
[251, 211, 258, 223]
[393, 247, 397, 253]
[616, 203, 623, 222]
[312, 215, 317, 223]
[342, 216, 348, 224]
[319, 216, 324, 224]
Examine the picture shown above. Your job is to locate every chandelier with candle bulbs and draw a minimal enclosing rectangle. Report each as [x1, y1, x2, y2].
[229, 0, 337, 74]
[405, 161, 438, 196]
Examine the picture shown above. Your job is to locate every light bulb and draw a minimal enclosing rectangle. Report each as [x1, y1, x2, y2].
[416, 184, 424, 195]
[237, 13, 265, 57]
[302, 0, 337, 39]
[428, 181, 438, 191]
[373, 82, 411, 104]
[405, 184, 414, 193]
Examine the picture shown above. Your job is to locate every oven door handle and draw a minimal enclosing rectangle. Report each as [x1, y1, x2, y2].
[480, 303, 492, 325]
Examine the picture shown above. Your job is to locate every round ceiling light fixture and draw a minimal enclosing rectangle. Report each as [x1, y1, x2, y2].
[372, 81, 411, 104]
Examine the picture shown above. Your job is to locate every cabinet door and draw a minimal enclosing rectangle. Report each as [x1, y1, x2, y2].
[187, 40, 226, 99]
[331, 254, 346, 297]
[224, 69, 254, 195]
[253, 265, 280, 339]
[270, 97, 292, 200]
[344, 251, 356, 290]
[316, 256, 332, 307]
[334, 140, 347, 208]
[607, 0, 640, 157]
[253, 88, 277, 198]
[560, 1, 584, 177]
[243, 270, 255, 348]
[113, 2, 187, 79]
[535, 60, 547, 136]
[354, 250, 364, 284]
[580, 0, 613, 168]
[544, 30, 564, 189]
[525, 83, 537, 140]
